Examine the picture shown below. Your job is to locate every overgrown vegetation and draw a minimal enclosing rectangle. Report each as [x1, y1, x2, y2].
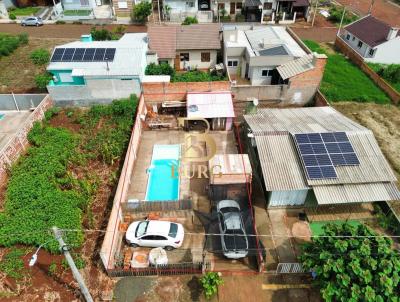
[90, 27, 120, 41]
[0, 33, 28, 58]
[34, 72, 53, 89]
[30, 48, 50, 65]
[182, 16, 198, 25]
[0, 248, 28, 279]
[368, 63, 400, 93]
[328, 6, 358, 25]
[145, 62, 175, 76]
[303, 40, 390, 104]
[200, 272, 223, 300]
[8, 6, 40, 16]
[301, 223, 400, 302]
[0, 97, 138, 254]
[131, 1, 152, 23]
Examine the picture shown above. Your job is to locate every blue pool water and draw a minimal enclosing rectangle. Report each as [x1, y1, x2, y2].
[0, 114, 4, 120]
[145, 145, 181, 201]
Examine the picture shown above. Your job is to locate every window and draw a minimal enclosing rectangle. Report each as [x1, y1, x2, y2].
[159, 60, 168, 65]
[186, 1, 194, 7]
[118, 1, 128, 8]
[263, 2, 272, 9]
[218, 3, 225, 9]
[236, 2, 242, 9]
[180, 53, 189, 61]
[201, 52, 210, 62]
[262, 69, 272, 77]
[346, 34, 350, 40]
[369, 48, 375, 56]
[357, 41, 363, 48]
[227, 60, 238, 67]
[352, 36, 355, 41]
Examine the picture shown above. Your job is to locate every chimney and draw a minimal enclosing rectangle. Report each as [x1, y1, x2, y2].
[387, 28, 399, 40]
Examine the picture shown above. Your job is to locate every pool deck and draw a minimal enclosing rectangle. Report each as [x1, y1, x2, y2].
[0, 111, 31, 151]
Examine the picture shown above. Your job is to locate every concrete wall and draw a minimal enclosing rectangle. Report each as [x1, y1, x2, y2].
[0, 95, 53, 184]
[100, 94, 146, 270]
[178, 50, 218, 70]
[249, 66, 274, 85]
[48, 77, 141, 106]
[0, 94, 47, 110]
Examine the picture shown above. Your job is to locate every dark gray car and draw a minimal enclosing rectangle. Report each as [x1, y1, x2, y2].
[21, 17, 43, 26]
[217, 200, 249, 259]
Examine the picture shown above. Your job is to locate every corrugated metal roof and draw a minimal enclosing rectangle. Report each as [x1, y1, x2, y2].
[314, 183, 400, 205]
[187, 92, 235, 118]
[244, 107, 400, 204]
[277, 54, 314, 80]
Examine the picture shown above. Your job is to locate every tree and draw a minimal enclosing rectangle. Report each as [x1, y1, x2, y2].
[182, 16, 198, 25]
[132, 1, 152, 24]
[30, 48, 50, 65]
[300, 223, 400, 302]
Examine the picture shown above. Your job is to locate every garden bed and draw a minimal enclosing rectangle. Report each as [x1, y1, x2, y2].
[0, 96, 138, 300]
[63, 10, 92, 16]
[303, 40, 390, 104]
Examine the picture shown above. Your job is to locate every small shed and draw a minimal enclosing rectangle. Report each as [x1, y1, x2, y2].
[186, 92, 235, 131]
[208, 154, 252, 204]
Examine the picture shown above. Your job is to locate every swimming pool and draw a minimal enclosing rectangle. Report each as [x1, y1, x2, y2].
[145, 144, 181, 201]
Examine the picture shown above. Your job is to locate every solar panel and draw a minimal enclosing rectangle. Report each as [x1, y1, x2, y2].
[83, 48, 95, 61]
[293, 132, 360, 180]
[61, 48, 75, 61]
[51, 48, 65, 62]
[93, 48, 106, 61]
[104, 48, 116, 61]
[72, 48, 85, 61]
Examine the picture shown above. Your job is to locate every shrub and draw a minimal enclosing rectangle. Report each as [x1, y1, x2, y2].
[9, 13, 16, 20]
[145, 62, 175, 76]
[0, 33, 28, 58]
[35, 72, 53, 89]
[55, 20, 66, 24]
[30, 48, 50, 65]
[44, 107, 61, 121]
[0, 248, 27, 279]
[182, 16, 198, 25]
[328, 6, 358, 24]
[90, 27, 119, 41]
[200, 272, 223, 300]
[48, 262, 57, 276]
[18, 33, 28, 45]
[74, 255, 86, 269]
[172, 70, 226, 82]
[132, 1, 152, 23]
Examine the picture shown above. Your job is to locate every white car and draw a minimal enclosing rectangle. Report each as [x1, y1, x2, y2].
[125, 220, 184, 251]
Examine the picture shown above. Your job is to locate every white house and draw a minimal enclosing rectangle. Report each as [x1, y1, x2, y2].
[341, 15, 400, 64]
[47, 33, 148, 106]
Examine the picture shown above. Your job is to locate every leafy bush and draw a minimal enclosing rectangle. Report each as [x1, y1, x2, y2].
[44, 107, 61, 121]
[172, 70, 226, 82]
[30, 48, 50, 65]
[35, 72, 53, 89]
[0, 248, 27, 279]
[182, 16, 198, 25]
[328, 6, 358, 25]
[145, 62, 175, 76]
[90, 27, 119, 41]
[55, 20, 66, 24]
[200, 272, 223, 299]
[301, 223, 400, 302]
[132, 1, 152, 23]
[9, 13, 16, 20]
[0, 33, 28, 58]
[74, 255, 86, 269]
[48, 262, 57, 276]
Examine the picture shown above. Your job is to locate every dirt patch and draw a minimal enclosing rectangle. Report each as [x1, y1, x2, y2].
[292, 222, 312, 243]
[290, 27, 337, 43]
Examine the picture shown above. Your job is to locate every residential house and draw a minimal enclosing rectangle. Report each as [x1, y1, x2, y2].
[341, 15, 400, 64]
[47, 33, 148, 106]
[61, 0, 97, 11]
[244, 107, 400, 207]
[147, 24, 221, 70]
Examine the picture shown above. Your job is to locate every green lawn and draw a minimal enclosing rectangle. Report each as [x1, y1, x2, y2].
[8, 7, 40, 16]
[310, 220, 362, 236]
[63, 9, 92, 16]
[303, 40, 390, 104]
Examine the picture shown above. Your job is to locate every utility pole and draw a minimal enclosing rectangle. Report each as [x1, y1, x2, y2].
[368, 0, 374, 14]
[311, 0, 318, 27]
[336, 6, 346, 36]
[52, 227, 94, 302]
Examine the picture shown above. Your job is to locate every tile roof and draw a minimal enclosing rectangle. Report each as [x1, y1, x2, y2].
[148, 24, 221, 59]
[344, 15, 398, 47]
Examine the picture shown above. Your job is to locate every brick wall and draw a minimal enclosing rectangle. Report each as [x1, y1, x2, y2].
[0, 95, 53, 185]
[142, 81, 231, 103]
[335, 36, 400, 105]
[314, 90, 329, 107]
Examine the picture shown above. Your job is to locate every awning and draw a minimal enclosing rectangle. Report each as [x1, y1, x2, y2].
[276, 54, 314, 80]
[187, 92, 235, 119]
[313, 182, 400, 205]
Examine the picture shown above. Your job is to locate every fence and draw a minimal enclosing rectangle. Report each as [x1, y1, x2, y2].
[0, 95, 53, 184]
[100, 94, 147, 270]
[0, 94, 47, 110]
[107, 261, 210, 277]
[122, 199, 193, 213]
[314, 90, 329, 107]
[276, 263, 306, 274]
[334, 36, 400, 105]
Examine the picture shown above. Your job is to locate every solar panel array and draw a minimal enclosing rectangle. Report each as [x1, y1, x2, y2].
[293, 132, 360, 180]
[51, 48, 116, 62]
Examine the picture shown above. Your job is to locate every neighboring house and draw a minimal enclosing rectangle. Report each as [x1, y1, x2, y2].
[244, 107, 400, 207]
[223, 25, 315, 85]
[61, 0, 97, 10]
[147, 24, 221, 70]
[163, 0, 309, 23]
[47, 33, 148, 106]
[341, 15, 400, 64]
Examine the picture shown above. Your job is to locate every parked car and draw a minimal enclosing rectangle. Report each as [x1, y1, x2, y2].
[125, 220, 184, 251]
[21, 17, 43, 27]
[217, 200, 249, 259]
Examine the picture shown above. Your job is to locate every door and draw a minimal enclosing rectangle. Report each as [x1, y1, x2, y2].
[174, 54, 180, 71]
[230, 2, 235, 14]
